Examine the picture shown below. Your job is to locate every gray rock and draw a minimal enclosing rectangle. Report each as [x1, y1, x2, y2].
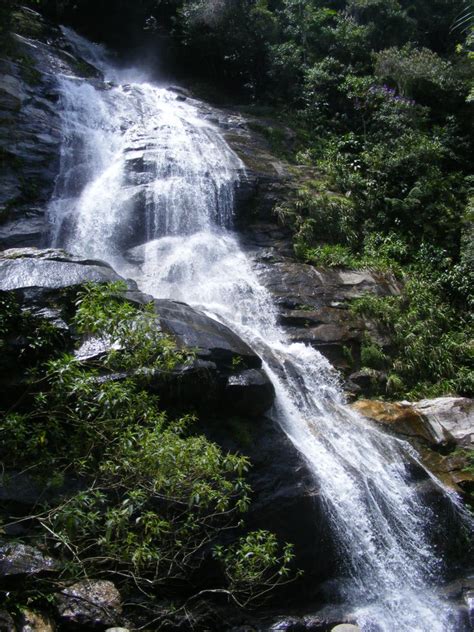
[153, 299, 261, 369]
[56, 580, 122, 628]
[331, 626, 361, 632]
[269, 617, 306, 631]
[238, 232, 401, 378]
[348, 369, 387, 398]
[414, 398, 474, 448]
[0, 248, 125, 292]
[0, 543, 59, 579]
[0, 471, 82, 524]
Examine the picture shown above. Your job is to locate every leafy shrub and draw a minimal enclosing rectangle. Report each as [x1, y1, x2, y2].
[294, 243, 358, 268]
[374, 45, 457, 98]
[214, 530, 299, 608]
[352, 273, 474, 398]
[1, 282, 297, 610]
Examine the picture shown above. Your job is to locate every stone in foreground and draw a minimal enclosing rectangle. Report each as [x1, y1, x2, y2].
[56, 580, 122, 628]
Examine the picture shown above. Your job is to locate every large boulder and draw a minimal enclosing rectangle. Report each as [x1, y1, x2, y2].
[56, 580, 122, 629]
[0, 248, 125, 294]
[153, 299, 261, 370]
[414, 398, 474, 448]
[352, 398, 474, 448]
[0, 248, 274, 417]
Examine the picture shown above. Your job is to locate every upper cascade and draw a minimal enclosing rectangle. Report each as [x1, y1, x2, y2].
[48, 28, 244, 266]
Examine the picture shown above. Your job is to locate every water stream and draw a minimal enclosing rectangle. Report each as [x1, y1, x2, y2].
[46, 29, 466, 632]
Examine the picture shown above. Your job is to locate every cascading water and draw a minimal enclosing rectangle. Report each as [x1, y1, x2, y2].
[47, 29, 468, 632]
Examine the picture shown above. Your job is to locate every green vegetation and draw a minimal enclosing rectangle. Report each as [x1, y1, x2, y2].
[0, 284, 297, 618]
[351, 272, 473, 398]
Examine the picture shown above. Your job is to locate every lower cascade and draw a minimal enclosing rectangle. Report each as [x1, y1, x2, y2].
[45, 29, 467, 632]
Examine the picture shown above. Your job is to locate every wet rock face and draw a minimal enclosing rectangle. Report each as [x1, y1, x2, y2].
[153, 298, 261, 370]
[0, 8, 100, 250]
[220, 115, 296, 221]
[206, 413, 337, 592]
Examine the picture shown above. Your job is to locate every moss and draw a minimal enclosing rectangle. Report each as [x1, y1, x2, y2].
[247, 121, 289, 158]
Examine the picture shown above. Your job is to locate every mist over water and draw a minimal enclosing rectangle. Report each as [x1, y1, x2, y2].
[47, 28, 467, 632]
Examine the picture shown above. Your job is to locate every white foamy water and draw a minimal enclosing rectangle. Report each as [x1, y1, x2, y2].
[46, 28, 468, 632]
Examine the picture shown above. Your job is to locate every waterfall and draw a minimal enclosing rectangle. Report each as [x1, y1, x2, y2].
[47, 29, 467, 632]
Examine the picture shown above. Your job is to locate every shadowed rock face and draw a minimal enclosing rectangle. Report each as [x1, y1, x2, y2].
[56, 580, 123, 629]
[204, 414, 338, 593]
